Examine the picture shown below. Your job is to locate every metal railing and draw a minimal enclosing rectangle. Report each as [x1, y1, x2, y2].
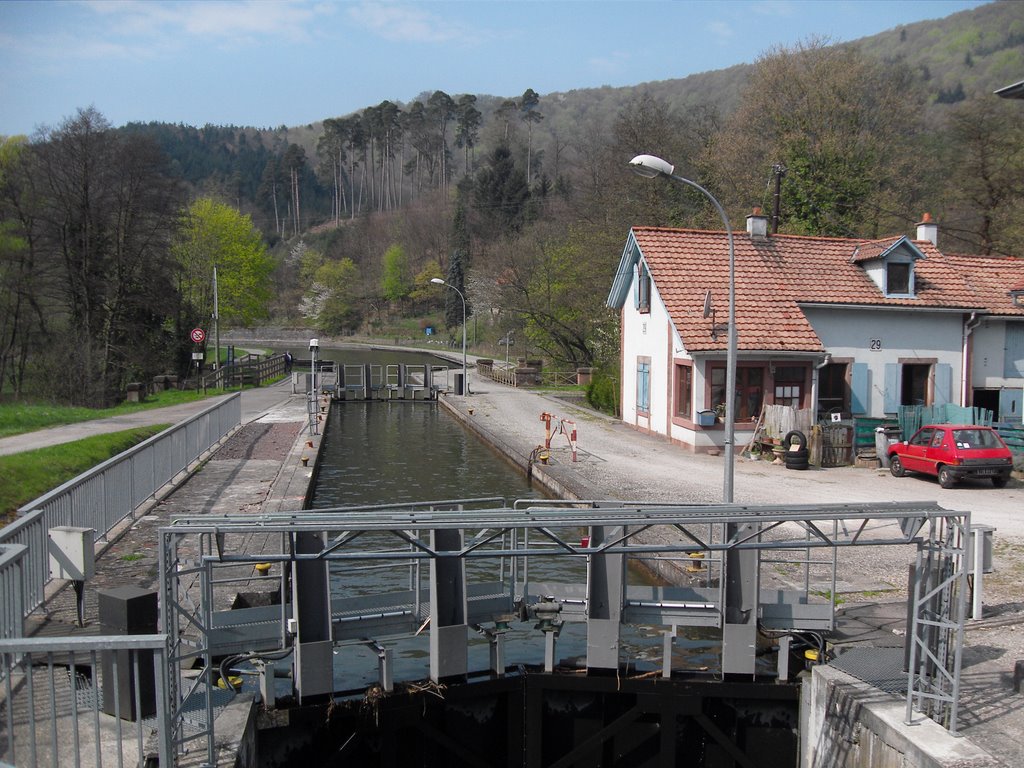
[0, 394, 241, 635]
[201, 352, 286, 390]
[0, 634, 171, 768]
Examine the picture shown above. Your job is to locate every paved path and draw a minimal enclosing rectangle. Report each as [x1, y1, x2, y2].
[0, 382, 301, 457]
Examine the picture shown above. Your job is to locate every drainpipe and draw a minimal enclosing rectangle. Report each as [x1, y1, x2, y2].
[811, 353, 832, 418]
[961, 312, 981, 407]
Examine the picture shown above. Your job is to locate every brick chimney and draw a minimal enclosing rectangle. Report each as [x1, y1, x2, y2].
[746, 207, 768, 240]
[916, 212, 938, 246]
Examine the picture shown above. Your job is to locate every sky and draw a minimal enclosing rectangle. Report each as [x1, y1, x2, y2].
[0, 0, 991, 137]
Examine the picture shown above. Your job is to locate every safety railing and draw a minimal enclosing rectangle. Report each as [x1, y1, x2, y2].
[0, 544, 26, 641]
[0, 634, 171, 768]
[0, 394, 241, 633]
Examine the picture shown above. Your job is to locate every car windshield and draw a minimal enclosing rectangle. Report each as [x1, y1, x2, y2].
[950, 429, 1003, 449]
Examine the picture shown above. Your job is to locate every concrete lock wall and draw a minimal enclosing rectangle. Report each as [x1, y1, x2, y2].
[800, 665, 997, 768]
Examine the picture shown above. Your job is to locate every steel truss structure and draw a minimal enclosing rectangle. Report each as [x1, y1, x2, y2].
[158, 498, 969, 764]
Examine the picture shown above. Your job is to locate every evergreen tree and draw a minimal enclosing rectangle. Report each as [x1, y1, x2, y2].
[472, 145, 530, 236]
[445, 201, 471, 329]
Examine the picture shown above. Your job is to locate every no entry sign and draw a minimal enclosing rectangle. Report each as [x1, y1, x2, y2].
[190, 327, 206, 343]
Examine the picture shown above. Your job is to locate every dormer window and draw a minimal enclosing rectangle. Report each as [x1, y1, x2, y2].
[887, 261, 912, 296]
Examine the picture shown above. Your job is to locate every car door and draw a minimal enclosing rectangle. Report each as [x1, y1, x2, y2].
[901, 427, 934, 473]
[924, 427, 951, 476]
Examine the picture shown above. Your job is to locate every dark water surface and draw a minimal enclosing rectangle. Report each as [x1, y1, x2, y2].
[306, 351, 718, 690]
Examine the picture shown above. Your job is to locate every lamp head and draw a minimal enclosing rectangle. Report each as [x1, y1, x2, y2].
[629, 154, 674, 179]
[309, 338, 319, 351]
[430, 278, 445, 285]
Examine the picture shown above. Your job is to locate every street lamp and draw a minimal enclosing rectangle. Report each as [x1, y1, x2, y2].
[431, 278, 468, 395]
[629, 154, 736, 504]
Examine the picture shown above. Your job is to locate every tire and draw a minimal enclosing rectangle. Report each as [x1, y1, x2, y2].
[785, 448, 809, 470]
[784, 430, 808, 450]
[938, 466, 956, 489]
[889, 455, 905, 478]
[993, 475, 1008, 489]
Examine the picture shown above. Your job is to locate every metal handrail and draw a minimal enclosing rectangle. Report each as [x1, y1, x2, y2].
[0, 394, 241, 630]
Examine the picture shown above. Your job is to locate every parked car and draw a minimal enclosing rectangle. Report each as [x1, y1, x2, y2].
[888, 424, 1013, 488]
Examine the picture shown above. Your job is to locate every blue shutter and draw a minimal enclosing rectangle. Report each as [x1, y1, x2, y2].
[633, 265, 640, 310]
[884, 364, 900, 414]
[999, 388, 1021, 423]
[1005, 323, 1024, 378]
[850, 363, 869, 414]
[932, 363, 952, 406]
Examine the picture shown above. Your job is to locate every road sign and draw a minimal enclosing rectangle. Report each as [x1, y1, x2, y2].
[190, 328, 206, 343]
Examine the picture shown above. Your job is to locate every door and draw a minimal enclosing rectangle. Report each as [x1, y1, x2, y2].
[901, 427, 934, 472]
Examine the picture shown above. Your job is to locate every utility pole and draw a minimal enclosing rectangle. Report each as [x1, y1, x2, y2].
[213, 266, 221, 386]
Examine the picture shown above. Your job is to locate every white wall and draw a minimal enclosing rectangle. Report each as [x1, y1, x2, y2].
[972, 318, 1024, 388]
[619, 262, 672, 434]
[802, 307, 964, 417]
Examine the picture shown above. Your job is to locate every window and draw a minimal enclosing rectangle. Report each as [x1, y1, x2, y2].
[637, 358, 650, 414]
[910, 428, 933, 447]
[773, 366, 805, 408]
[675, 363, 693, 418]
[710, 365, 764, 421]
[887, 261, 911, 295]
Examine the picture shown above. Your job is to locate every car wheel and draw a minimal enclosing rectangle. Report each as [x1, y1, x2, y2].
[938, 466, 956, 489]
[889, 455, 905, 478]
[993, 475, 1008, 489]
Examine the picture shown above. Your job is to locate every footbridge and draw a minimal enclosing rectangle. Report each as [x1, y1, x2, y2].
[150, 498, 972, 764]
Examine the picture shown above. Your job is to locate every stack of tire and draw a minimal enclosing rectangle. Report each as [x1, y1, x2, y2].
[783, 430, 809, 471]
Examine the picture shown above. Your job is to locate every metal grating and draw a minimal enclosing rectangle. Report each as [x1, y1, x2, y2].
[830, 646, 907, 695]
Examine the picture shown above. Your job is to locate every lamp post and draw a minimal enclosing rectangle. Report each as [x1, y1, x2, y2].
[431, 278, 468, 395]
[628, 154, 736, 504]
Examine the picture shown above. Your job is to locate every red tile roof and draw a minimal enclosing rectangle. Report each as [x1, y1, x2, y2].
[630, 227, 1024, 354]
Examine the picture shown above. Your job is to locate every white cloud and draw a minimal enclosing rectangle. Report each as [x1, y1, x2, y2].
[86, 0, 331, 46]
[346, 1, 475, 44]
[707, 20, 734, 42]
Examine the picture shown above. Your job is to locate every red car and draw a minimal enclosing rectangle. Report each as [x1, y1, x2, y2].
[888, 424, 1013, 488]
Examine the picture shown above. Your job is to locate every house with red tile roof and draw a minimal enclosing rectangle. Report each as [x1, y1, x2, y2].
[606, 211, 1024, 452]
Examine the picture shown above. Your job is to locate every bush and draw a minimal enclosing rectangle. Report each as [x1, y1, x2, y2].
[586, 372, 619, 417]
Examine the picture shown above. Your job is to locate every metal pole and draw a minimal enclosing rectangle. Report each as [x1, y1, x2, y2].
[213, 266, 220, 387]
[667, 173, 735, 503]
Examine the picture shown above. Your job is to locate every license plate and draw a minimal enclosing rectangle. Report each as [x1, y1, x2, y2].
[974, 469, 997, 476]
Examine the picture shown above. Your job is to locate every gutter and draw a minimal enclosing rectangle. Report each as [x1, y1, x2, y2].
[961, 312, 981, 408]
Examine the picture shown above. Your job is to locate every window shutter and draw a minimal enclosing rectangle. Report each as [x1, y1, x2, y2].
[851, 363, 868, 414]
[1005, 323, 1024, 378]
[932, 363, 952, 406]
[633, 265, 640, 310]
[884, 364, 900, 414]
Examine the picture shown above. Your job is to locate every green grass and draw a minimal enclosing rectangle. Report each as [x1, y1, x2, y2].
[0, 389, 210, 439]
[0, 425, 168, 525]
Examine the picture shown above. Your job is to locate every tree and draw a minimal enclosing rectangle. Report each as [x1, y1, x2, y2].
[706, 38, 921, 237]
[472, 145, 531, 237]
[940, 97, 1024, 255]
[300, 252, 361, 334]
[380, 243, 411, 303]
[427, 91, 455, 191]
[455, 94, 482, 176]
[29, 107, 184, 405]
[173, 198, 274, 339]
[445, 200, 471, 329]
[519, 88, 544, 184]
[283, 144, 306, 237]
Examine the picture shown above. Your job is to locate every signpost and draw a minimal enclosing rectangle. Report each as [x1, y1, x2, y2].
[190, 328, 206, 344]
[191, 328, 206, 391]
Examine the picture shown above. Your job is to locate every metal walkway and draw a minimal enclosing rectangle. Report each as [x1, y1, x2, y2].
[155, 498, 971, 765]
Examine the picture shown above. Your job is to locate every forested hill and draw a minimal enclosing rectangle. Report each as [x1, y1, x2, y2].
[119, 0, 1022, 242]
